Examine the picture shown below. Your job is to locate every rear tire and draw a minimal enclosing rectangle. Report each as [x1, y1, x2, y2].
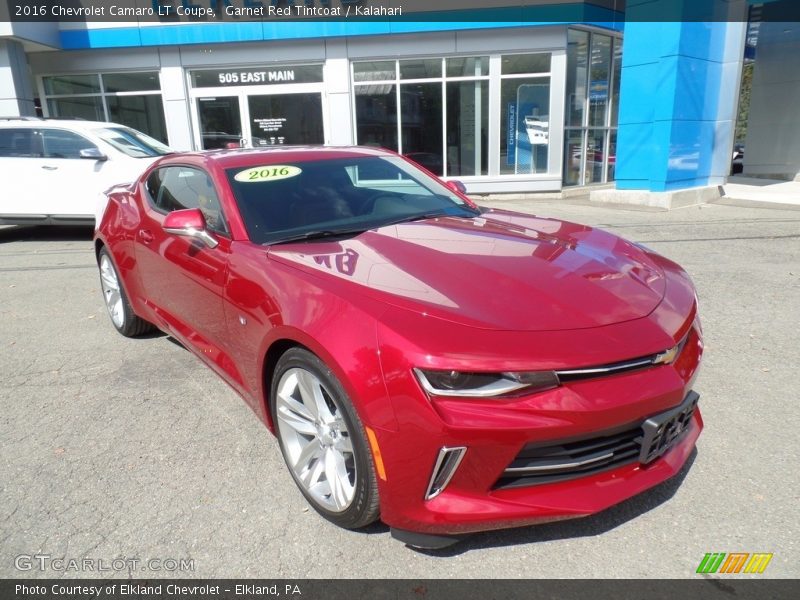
[97, 247, 154, 338]
[271, 348, 380, 529]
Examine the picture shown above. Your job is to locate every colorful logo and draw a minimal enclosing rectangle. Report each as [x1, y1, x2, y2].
[696, 552, 773, 574]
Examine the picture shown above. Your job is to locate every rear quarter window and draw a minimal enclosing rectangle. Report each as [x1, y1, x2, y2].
[0, 128, 43, 158]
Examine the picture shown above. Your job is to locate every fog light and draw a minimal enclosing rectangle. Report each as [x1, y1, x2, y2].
[424, 446, 467, 500]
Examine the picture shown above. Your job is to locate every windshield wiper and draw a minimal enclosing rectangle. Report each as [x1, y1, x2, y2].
[266, 210, 478, 245]
[380, 209, 475, 227]
[266, 227, 369, 245]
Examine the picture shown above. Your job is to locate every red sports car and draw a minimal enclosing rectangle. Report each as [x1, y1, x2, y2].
[95, 147, 703, 548]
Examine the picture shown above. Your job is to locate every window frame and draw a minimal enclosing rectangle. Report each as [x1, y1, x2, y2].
[39, 127, 99, 160]
[143, 164, 231, 237]
[351, 52, 555, 179]
[563, 28, 622, 186]
[0, 127, 44, 158]
[39, 71, 168, 143]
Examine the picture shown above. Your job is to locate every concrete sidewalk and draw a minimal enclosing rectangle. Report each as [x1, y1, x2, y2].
[717, 176, 800, 210]
[482, 177, 800, 212]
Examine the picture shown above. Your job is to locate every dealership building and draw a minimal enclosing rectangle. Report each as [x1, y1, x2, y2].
[1, 0, 798, 205]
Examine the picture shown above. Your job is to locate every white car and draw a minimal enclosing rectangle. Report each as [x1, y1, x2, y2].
[0, 118, 172, 226]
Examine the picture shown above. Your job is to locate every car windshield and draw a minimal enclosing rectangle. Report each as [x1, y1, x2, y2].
[93, 127, 172, 158]
[226, 155, 480, 244]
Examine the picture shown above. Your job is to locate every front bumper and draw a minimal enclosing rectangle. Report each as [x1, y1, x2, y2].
[386, 407, 702, 535]
[371, 322, 704, 535]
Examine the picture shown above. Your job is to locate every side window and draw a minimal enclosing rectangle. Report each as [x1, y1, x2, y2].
[155, 166, 229, 235]
[0, 128, 43, 158]
[41, 129, 98, 159]
[145, 169, 164, 205]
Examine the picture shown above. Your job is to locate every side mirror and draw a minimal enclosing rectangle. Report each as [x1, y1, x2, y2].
[162, 208, 218, 249]
[445, 180, 467, 194]
[80, 148, 108, 161]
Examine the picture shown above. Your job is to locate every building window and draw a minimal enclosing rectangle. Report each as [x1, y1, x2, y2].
[564, 29, 622, 186]
[500, 53, 552, 175]
[42, 72, 168, 144]
[353, 57, 490, 177]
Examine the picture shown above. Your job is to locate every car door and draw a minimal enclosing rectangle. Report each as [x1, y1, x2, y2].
[37, 127, 116, 219]
[134, 165, 243, 388]
[0, 127, 47, 220]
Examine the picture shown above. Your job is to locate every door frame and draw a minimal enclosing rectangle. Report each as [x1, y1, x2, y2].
[189, 82, 329, 150]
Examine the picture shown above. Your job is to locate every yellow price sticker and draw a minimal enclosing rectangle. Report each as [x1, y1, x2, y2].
[234, 165, 302, 183]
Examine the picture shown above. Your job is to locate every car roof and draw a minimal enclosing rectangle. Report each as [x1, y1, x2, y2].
[186, 146, 396, 169]
[0, 118, 124, 130]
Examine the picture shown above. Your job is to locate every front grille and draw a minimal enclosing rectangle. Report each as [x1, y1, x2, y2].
[554, 332, 689, 383]
[494, 391, 699, 490]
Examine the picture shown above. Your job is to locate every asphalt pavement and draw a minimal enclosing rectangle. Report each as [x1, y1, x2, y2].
[1, 199, 798, 578]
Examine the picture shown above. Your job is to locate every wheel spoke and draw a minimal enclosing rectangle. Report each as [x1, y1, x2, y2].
[100, 271, 118, 290]
[293, 438, 323, 477]
[300, 451, 326, 488]
[277, 393, 317, 436]
[106, 289, 120, 308]
[324, 447, 353, 511]
[295, 370, 322, 421]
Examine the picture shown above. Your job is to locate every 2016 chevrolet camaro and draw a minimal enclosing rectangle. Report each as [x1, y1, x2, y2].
[95, 147, 703, 548]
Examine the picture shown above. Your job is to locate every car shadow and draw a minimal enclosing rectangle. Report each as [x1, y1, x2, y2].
[0, 225, 95, 243]
[411, 448, 698, 556]
[136, 329, 168, 340]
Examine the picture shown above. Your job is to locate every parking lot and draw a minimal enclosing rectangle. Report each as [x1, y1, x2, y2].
[1, 199, 798, 578]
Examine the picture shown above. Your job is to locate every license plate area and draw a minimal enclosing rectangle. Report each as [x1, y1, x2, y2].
[638, 391, 699, 464]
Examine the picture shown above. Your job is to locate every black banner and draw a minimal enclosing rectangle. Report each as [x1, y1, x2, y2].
[1, 579, 799, 600]
[3, 0, 800, 23]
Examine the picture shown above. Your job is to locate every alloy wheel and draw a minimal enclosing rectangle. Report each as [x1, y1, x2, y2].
[99, 253, 124, 329]
[275, 367, 356, 512]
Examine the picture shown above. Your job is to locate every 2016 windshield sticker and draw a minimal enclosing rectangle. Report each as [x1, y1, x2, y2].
[234, 165, 301, 183]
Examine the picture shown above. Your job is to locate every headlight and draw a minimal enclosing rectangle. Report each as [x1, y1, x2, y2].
[413, 368, 559, 398]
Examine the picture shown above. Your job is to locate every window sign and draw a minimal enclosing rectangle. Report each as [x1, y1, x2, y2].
[507, 102, 517, 166]
[511, 84, 549, 174]
[191, 65, 323, 88]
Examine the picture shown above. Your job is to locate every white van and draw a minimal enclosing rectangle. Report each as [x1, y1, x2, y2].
[0, 118, 172, 226]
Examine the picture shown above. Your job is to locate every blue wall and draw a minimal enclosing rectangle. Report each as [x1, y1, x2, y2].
[615, 1, 745, 191]
[58, 4, 623, 49]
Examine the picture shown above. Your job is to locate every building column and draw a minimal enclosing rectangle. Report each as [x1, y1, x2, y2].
[323, 39, 354, 146]
[158, 47, 194, 151]
[743, 11, 800, 180]
[0, 39, 36, 117]
[592, 0, 747, 208]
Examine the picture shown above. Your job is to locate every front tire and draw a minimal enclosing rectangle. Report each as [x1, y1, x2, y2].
[271, 348, 380, 529]
[97, 247, 153, 338]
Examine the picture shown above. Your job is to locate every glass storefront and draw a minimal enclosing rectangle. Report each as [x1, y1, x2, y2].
[353, 57, 492, 177]
[196, 97, 242, 150]
[499, 54, 552, 175]
[42, 72, 168, 143]
[563, 29, 622, 186]
[35, 27, 621, 191]
[248, 94, 323, 147]
[189, 64, 326, 150]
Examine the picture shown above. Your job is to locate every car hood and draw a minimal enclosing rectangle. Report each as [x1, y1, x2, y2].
[267, 209, 666, 331]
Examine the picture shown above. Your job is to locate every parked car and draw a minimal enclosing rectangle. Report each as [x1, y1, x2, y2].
[94, 146, 703, 548]
[731, 143, 745, 175]
[0, 118, 171, 226]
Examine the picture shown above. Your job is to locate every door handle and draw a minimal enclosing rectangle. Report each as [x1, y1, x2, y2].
[138, 229, 154, 245]
[41, 165, 58, 171]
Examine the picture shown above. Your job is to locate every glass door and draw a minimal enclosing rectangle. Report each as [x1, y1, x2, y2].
[247, 93, 324, 147]
[196, 96, 242, 150]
